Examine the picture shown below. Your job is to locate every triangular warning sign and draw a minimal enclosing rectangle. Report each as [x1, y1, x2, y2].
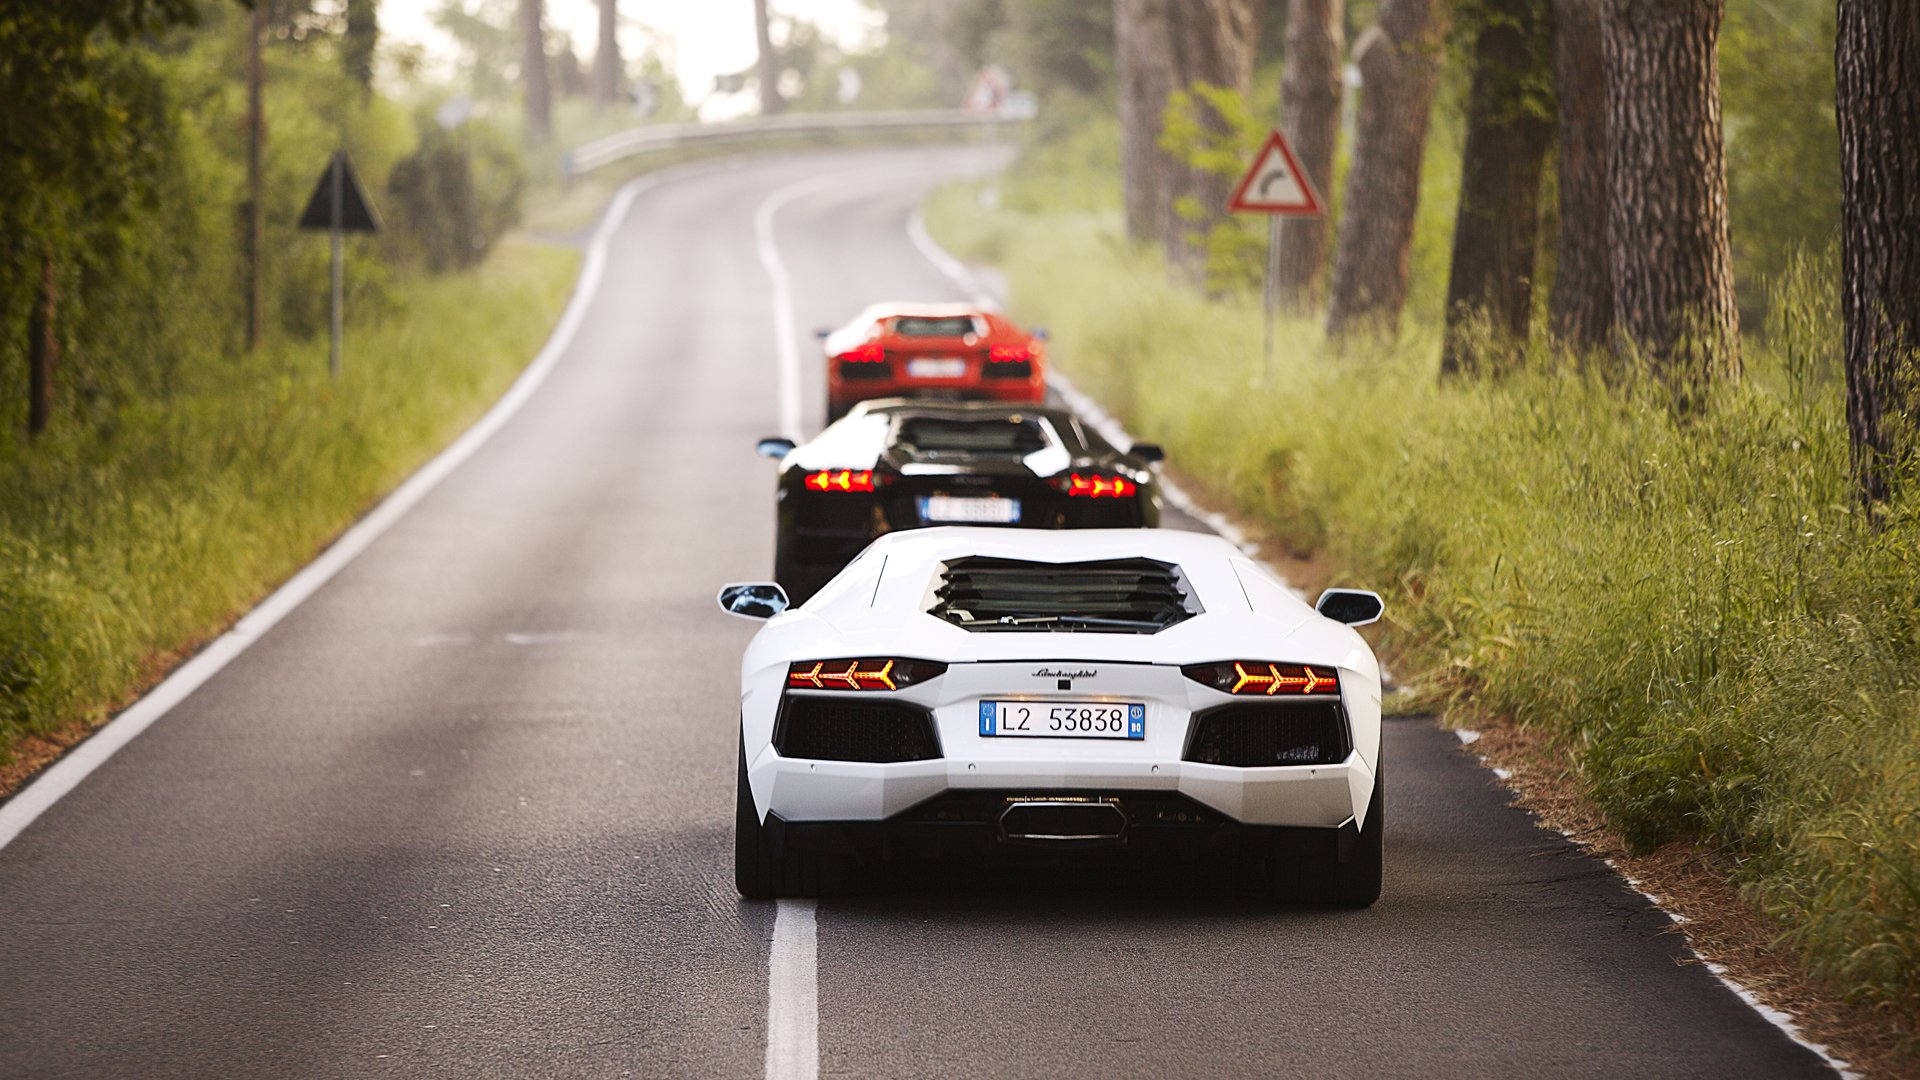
[297, 151, 380, 233]
[1228, 129, 1323, 216]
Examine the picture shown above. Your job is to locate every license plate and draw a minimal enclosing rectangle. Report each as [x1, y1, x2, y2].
[979, 701, 1146, 740]
[906, 357, 968, 379]
[920, 495, 1020, 523]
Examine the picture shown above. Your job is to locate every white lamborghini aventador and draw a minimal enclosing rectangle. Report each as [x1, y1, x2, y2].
[717, 527, 1386, 905]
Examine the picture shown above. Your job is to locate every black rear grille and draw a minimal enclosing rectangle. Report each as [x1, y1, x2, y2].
[931, 556, 1200, 633]
[775, 697, 941, 763]
[840, 360, 893, 381]
[982, 360, 1033, 379]
[1184, 702, 1349, 767]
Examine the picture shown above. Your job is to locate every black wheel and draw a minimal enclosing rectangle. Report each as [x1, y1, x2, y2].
[735, 734, 779, 899]
[773, 531, 838, 606]
[1267, 751, 1383, 908]
[734, 730, 849, 899]
[825, 396, 848, 425]
[1323, 752, 1384, 907]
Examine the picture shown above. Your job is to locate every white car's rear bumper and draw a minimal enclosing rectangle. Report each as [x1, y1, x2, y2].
[749, 748, 1374, 829]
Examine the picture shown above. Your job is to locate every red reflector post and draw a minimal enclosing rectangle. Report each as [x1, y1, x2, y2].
[804, 469, 874, 493]
[1064, 473, 1137, 498]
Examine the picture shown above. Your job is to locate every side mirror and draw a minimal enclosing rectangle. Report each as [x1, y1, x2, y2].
[718, 582, 791, 620]
[1130, 442, 1165, 464]
[1315, 588, 1383, 627]
[1031, 327, 1050, 341]
[756, 436, 797, 459]
[814, 327, 832, 340]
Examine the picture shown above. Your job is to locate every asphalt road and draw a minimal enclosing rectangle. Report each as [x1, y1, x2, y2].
[0, 146, 1833, 1079]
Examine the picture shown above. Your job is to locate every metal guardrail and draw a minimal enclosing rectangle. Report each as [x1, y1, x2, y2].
[563, 107, 1033, 177]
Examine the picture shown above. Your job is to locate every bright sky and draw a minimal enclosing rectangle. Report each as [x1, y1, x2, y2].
[379, 0, 883, 100]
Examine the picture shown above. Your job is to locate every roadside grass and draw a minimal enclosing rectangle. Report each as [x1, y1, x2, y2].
[0, 239, 579, 762]
[924, 182, 1920, 1030]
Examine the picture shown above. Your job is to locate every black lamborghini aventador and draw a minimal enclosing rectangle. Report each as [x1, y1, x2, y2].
[754, 399, 1165, 601]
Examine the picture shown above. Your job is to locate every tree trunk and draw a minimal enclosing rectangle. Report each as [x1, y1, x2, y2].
[343, 0, 378, 93]
[27, 245, 56, 436]
[1440, 0, 1553, 375]
[1600, 0, 1738, 384]
[1837, 1, 1920, 508]
[1275, 0, 1343, 312]
[1325, 0, 1449, 338]
[519, 0, 551, 146]
[1549, 0, 1611, 350]
[754, 0, 783, 115]
[591, 0, 621, 110]
[1114, 0, 1258, 273]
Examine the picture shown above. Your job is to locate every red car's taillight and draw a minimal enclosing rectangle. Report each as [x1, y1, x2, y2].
[803, 469, 875, 492]
[1058, 473, 1137, 498]
[787, 657, 948, 691]
[1182, 662, 1340, 696]
[835, 342, 885, 363]
[988, 344, 1033, 363]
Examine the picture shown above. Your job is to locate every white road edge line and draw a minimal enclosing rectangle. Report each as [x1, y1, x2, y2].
[0, 164, 692, 853]
[905, 203, 1855, 1080]
[758, 172, 869, 441]
[764, 899, 819, 1080]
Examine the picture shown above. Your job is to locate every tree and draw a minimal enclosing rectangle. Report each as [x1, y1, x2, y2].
[1599, 0, 1738, 383]
[342, 0, 377, 92]
[0, 0, 204, 434]
[591, 0, 620, 109]
[1835, 2, 1920, 507]
[1440, 0, 1553, 374]
[1549, 0, 1610, 350]
[1325, 0, 1449, 338]
[518, 0, 550, 145]
[1115, 0, 1259, 277]
[753, 0, 784, 115]
[1274, 0, 1343, 312]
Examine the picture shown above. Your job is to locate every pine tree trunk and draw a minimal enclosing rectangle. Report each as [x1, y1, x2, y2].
[1116, 0, 1258, 271]
[1326, 0, 1449, 338]
[1836, 2, 1920, 507]
[520, 0, 551, 146]
[27, 246, 56, 436]
[1275, 0, 1343, 312]
[1440, 0, 1553, 375]
[754, 0, 783, 115]
[592, 0, 621, 110]
[1600, 0, 1738, 384]
[1549, 0, 1611, 350]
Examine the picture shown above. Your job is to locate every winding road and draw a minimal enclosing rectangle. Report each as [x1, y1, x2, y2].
[0, 145, 1834, 1079]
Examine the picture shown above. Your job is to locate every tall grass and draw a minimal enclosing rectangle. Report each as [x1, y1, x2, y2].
[926, 187, 1920, 1024]
[0, 240, 579, 751]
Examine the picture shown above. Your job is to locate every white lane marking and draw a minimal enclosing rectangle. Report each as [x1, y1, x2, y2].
[765, 899, 819, 1080]
[758, 172, 867, 440]
[905, 202, 1852, 1080]
[0, 163, 700, 853]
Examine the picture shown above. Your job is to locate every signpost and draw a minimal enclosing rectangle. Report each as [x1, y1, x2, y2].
[1228, 129, 1324, 380]
[297, 152, 380, 378]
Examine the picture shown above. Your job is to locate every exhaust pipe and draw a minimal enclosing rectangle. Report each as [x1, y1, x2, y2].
[999, 798, 1128, 844]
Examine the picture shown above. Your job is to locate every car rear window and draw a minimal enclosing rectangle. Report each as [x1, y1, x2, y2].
[890, 316, 979, 338]
[897, 416, 1051, 455]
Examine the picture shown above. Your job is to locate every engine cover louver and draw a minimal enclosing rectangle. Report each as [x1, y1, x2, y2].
[930, 556, 1200, 634]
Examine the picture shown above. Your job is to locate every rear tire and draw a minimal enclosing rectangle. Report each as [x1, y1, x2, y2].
[735, 735, 779, 899]
[772, 533, 831, 606]
[734, 731, 850, 899]
[1268, 752, 1383, 908]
